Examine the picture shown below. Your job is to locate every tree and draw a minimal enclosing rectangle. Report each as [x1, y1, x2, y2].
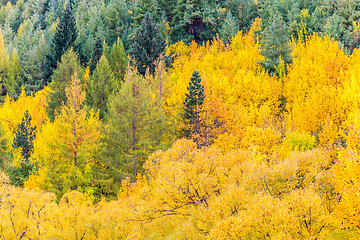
[5, 49, 21, 99]
[44, 1, 78, 84]
[219, 11, 239, 44]
[15, 20, 48, 94]
[106, 37, 128, 81]
[260, 14, 292, 75]
[12, 110, 36, 162]
[131, 0, 161, 28]
[104, 67, 167, 178]
[129, 12, 166, 75]
[46, 48, 83, 121]
[34, 73, 110, 199]
[89, 37, 103, 76]
[104, 0, 132, 47]
[170, 0, 217, 45]
[184, 70, 205, 146]
[0, 28, 9, 102]
[225, 0, 258, 32]
[8, 110, 36, 187]
[86, 55, 118, 119]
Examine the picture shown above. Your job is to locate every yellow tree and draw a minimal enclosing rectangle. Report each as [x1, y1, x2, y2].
[284, 34, 352, 147]
[333, 114, 360, 233]
[31, 73, 106, 198]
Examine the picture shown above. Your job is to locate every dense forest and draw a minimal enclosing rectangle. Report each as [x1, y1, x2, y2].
[1, 0, 360, 238]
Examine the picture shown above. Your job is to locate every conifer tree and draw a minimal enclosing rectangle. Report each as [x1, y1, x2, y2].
[46, 49, 83, 121]
[106, 37, 128, 81]
[5, 49, 21, 99]
[219, 11, 239, 44]
[12, 110, 36, 162]
[44, 1, 78, 84]
[104, 0, 132, 47]
[129, 12, 166, 75]
[0, 28, 9, 102]
[260, 14, 292, 75]
[184, 70, 205, 146]
[132, 0, 161, 28]
[86, 55, 118, 119]
[8, 110, 36, 186]
[89, 37, 103, 76]
[35, 72, 115, 199]
[171, 0, 217, 44]
[104, 67, 167, 178]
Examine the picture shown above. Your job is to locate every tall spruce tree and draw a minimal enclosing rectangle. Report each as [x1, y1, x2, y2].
[104, 67, 167, 178]
[8, 110, 36, 186]
[171, 0, 217, 45]
[46, 49, 83, 121]
[129, 12, 166, 75]
[132, 0, 161, 28]
[44, 1, 78, 85]
[89, 37, 103, 76]
[106, 37, 128, 81]
[219, 11, 239, 44]
[86, 55, 118, 120]
[260, 14, 292, 75]
[184, 70, 205, 146]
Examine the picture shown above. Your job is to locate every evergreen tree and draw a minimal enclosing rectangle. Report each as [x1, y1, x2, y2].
[9, 8, 23, 33]
[225, 0, 258, 32]
[184, 70, 205, 146]
[86, 55, 118, 119]
[0, 28, 9, 102]
[46, 49, 83, 121]
[37, 73, 115, 199]
[89, 37, 103, 75]
[132, 0, 161, 28]
[16, 20, 48, 95]
[219, 11, 239, 44]
[8, 110, 36, 186]
[44, 1, 78, 85]
[106, 37, 128, 81]
[5, 49, 21, 99]
[104, 67, 167, 178]
[171, 0, 217, 45]
[104, 0, 132, 47]
[260, 14, 292, 75]
[129, 12, 166, 75]
[12, 110, 36, 162]
[157, 0, 177, 22]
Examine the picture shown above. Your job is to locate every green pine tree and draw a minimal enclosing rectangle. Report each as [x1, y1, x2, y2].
[5, 49, 21, 99]
[104, 0, 132, 47]
[131, 0, 161, 28]
[104, 67, 167, 179]
[46, 48, 83, 121]
[219, 11, 239, 44]
[106, 37, 128, 81]
[8, 110, 36, 186]
[184, 70, 205, 146]
[44, 1, 78, 84]
[260, 14, 292, 75]
[89, 37, 103, 75]
[225, 0, 258, 32]
[129, 12, 166, 75]
[171, 0, 217, 45]
[86, 55, 119, 120]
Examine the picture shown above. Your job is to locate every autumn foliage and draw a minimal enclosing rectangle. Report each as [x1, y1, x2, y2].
[1, 22, 360, 238]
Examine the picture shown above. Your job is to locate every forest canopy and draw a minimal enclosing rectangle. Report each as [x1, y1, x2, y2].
[0, 0, 360, 239]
